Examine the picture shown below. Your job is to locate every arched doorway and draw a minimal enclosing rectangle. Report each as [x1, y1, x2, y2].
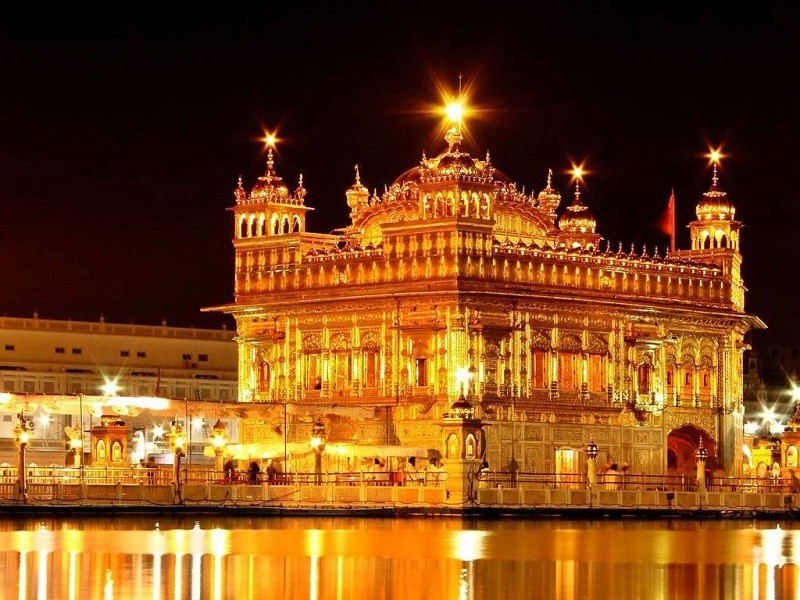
[667, 425, 717, 476]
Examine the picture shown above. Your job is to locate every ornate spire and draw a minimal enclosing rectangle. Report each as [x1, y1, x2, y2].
[537, 168, 561, 215]
[266, 148, 275, 175]
[234, 174, 248, 204]
[558, 179, 596, 234]
[573, 180, 582, 205]
[444, 125, 463, 150]
[696, 160, 734, 221]
[346, 163, 369, 217]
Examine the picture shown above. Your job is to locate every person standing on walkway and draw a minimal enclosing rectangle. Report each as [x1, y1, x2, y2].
[248, 460, 261, 485]
[604, 463, 622, 490]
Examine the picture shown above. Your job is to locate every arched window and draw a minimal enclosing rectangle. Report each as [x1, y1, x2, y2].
[414, 357, 428, 388]
[681, 364, 694, 399]
[588, 353, 606, 392]
[305, 354, 321, 390]
[292, 215, 301, 232]
[281, 216, 290, 234]
[446, 433, 459, 459]
[96, 440, 106, 462]
[259, 218, 267, 236]
[665, 364, 676, 400]
[111, 440, 122, 462]
[239, 218, 248, 238]
[559, 352, 578, 391]
[258, 361, 271, 392]
[332, 351, 351, 390]
[637, 363, 651, 395]
[272, 216, 280, 235]
[531, 349, 548, 390]
[362, 348, 379, 388]
[465, 434, 476, 459]
[699, 364, 712, 400]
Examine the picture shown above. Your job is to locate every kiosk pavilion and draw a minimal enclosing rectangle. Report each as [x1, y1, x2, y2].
[210, 114, 762, 483]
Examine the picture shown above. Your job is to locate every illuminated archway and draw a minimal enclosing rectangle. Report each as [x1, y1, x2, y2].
[666, 425, 716, 475]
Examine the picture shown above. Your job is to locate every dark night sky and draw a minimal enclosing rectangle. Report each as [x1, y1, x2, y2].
[1, 3, 797, 347]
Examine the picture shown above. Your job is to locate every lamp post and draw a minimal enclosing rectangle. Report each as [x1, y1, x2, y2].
[69, 437, 83, 469]
[13, 413, 34, 503]
[585, 440, 599, 491]
[310, 419, 326, 485]
[695, 438, 708, 494]
[210, 419, 228, 474]
[168, 420, 185, 503]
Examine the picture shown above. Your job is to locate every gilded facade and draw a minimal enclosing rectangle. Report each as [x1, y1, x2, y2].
[212, 121, 762, 477]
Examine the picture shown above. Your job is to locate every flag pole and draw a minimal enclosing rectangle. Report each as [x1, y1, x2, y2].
[671, 188, 676, 253]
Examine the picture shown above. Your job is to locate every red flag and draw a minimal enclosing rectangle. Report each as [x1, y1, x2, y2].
[657, 189, 676, 253]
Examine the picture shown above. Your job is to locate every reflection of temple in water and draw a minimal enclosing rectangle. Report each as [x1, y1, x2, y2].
[209, 115, 763, 478]
[0, 520, 795, 599]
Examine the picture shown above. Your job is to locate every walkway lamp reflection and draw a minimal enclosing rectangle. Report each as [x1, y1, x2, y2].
[310, 419, 326, 485]
[210, 419, 228, 473]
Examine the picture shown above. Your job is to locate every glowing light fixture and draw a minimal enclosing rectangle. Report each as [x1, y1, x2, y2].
[38, 415, 51, 427]
[444, 100, 465, 124]
[570, 162, 589, 181]
[100, 378, 120, 397]
[265, 133, 277, 147]
[707, 147, 724, 164]
[743, 422, 759, 436]
[152, 424, 165, 439]
[790, 384, 800, 403]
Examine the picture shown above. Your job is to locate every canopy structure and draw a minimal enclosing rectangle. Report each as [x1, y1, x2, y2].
[325, 444, 429, 458]
[203, 442, 429, 461]
[202, 442, 312, 461]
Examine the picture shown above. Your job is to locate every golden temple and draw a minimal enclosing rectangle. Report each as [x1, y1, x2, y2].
[210, 107, 763, 484]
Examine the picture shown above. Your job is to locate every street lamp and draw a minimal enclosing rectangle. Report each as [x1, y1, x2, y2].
[210, 419, 228, 473]
[168, 420, 185, 503]
[310, 419, 326, 485]
[13, 413, 34, 503]
[585, 440, 599, 490]
[694, 438, 708, 493]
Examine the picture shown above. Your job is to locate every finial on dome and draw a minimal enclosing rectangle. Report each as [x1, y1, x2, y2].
[422, 150, 427, 161]
[573, 179, 582, 204]
[354, 164, 361, 185]
[707, 147, 723, 185]
[547, 168, 553, 189]
[237, 175, 243, 189]
[266, 147, 275, 174]
[444, 125, 463, 150]
[485, 150, 491, 163]
[299, 173, 303, 188]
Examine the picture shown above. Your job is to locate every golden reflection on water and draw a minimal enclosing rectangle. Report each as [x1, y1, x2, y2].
[0, 518, 798, 599]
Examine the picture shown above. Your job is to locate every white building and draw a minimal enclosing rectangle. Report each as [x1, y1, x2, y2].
[0, 315, 237, 460]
